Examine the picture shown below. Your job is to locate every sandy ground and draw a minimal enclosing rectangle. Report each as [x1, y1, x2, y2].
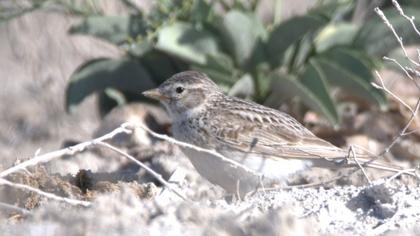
[1, 2, 420, 236]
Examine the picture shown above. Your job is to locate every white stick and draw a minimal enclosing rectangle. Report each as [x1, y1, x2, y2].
[0, 125, 132, 178]
[0, 178, 91, 207]
[349, 145, 371, 184]
[0, 202, 31, 215]
[375, 7, 420, 67]
[96, 141, 189, 202]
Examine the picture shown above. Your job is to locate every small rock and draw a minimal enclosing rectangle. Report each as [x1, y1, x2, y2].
[347, 182, 396, 219]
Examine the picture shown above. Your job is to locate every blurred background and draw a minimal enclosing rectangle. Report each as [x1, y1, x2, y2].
[1, 0, 420, 173]
[2, 1, 420, 235]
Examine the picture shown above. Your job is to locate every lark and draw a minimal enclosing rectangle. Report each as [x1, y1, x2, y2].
[143, 71, 400, 195]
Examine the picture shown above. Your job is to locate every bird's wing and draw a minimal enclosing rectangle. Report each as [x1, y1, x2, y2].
[205, 97, 406, 173]
[209, 98, 347, 160]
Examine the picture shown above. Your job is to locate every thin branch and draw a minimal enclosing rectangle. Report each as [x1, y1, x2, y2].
[349, 145, 371, 184]
[156, 168, 187, 203]
[0, 202, 31, 215]
[372, 70, 413, 113]
[352, 96, 420, 172]
[387, 168, 418, 182]
[402, 128, 420, 136]
[97, 141, 189, 202]
[374, 7, 420, 67]
[405, 66, 420, 79]
[392, 0, 420, 37]
[0, 178, 91, 207]
[380, 97, 420, 156]
[369, 2, 420, 170]
[0, 124, 133, 178]
[382, 56, 420, 90]
[383, 56, 415, 80]
[0, 123, 190, 205]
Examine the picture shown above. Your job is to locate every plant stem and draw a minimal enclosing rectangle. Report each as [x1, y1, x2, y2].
[251, 70, 261, 102]
[274, 0, 282, 24]
[287, 40, 301, 73]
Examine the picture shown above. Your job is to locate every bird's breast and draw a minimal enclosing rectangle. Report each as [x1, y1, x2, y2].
[171, 118, 209, 147]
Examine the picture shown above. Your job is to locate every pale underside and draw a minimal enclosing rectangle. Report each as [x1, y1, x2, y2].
[181, 147, 311, 196]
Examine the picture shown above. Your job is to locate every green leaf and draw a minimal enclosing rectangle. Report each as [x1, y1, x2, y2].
[69, 15, 146, 45]
[218, 10, 267, 68]
[247, 38, 269, 70]
[267, 15, 327, 67]
[315, 23, 358, 52]
[141, 51, 188, 84]
[254, 65, 274, 99]
[316, 49, 387, 109]
[300, 60, 339, 125]
[228, 74, 254, 99]
[289, 35, 314, 71]
[97, 88, 126, 117]
[269, 69, 339, 125]
[155, 22, 220, 65]
[190, 0, 213, 23]
[337, 49, 379, 71]
[309, 0, 354, 19]
[123, 40, 154, 57]
[191, 53, 237, 85]
[354, 7, 420, 56]
[104, 88, 127, 106]
[321, 48, 374, 83]
[65, 58, 155, 112]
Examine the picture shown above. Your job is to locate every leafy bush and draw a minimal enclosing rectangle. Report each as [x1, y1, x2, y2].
[9, 0, 420, 125]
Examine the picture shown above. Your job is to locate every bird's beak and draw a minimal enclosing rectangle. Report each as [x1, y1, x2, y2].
[142, 88, 168, 101]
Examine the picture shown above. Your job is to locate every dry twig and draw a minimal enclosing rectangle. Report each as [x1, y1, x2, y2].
[0, 202, 31, 215]
[339, 2, 420, 184]
[96, 141, 189, 201]
[375, 7, 420, 67]
[0, 123, 190, 205]
[156, 168, 187, 204]
[0, 178, 91, 207]
[0, 124, 133, 178]
[348, 145, 371, 184]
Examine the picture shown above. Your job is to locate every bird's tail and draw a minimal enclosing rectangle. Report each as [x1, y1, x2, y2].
[344, 156, 408, 173]
[311, 153, 411, 176]
[283, 144, 414, 176]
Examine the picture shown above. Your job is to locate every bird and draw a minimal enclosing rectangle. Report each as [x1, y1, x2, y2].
[142, 71, 402, 196]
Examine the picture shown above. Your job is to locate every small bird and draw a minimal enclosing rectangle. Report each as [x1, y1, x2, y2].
[143, 71, 400, 195]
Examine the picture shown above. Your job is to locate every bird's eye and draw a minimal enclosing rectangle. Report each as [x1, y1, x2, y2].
[175, 86, 184, 94]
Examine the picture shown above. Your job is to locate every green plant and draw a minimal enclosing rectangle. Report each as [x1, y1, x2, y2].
[9, 0, 420, 125]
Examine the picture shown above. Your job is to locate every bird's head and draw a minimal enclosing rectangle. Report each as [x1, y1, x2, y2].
[143, 71, 221, 119]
